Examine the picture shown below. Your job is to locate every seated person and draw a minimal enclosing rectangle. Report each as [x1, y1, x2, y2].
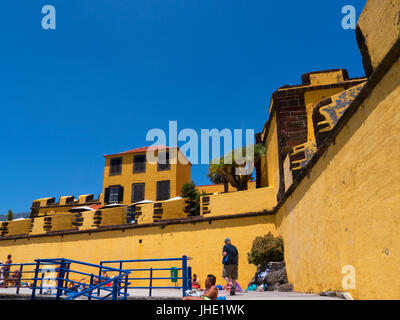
[94, 271, 111, 287]
[8, 270, 21, 287]
[183, 274, 218, 301]
[192, 274, 200, 290]
[68, 280, 80, 292]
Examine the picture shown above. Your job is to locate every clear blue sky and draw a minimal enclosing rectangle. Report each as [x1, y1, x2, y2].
[0, 0, 367, 213]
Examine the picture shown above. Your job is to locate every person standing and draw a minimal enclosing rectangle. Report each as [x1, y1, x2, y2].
[4, 254, 12, 288]
[222, 238, 239, 295]
[0, 260, 3, 283]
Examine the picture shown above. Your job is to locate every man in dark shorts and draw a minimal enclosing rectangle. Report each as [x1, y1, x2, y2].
[222, 238, 239, 295]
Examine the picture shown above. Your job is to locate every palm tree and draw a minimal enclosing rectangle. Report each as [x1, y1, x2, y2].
[208, 144, 266, 191]
[207, 171, 229, 193]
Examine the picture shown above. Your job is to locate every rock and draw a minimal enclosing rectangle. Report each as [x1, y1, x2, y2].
[266, 261, 285, 273]
[271, 283, 280, 291]
[277, 283, 294, 292]
[265, 268, 288, 286]
[320, 291, 337, 297]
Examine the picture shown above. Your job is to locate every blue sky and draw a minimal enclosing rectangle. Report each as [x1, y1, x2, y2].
[0, 0, 367, 213]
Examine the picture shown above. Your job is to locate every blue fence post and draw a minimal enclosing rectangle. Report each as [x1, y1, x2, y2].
[97, 262, 103, 296]
[187, 266, 192, 291]
[39, 273, 44, 295]
[56, 260, 66, 300]
[124, 274, 129, 300]
[88, 274, 94, 301]
[149, 268, 153, 297]
[30, 261, 40, 300]
[16, 264, 23, 295]
[182, 255, 188, 296]
[118, 261, 123, 297]
[112, 279, 118, 300]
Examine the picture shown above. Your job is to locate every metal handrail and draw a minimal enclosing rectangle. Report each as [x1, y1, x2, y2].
[100, 256, 191, 297]
[30, 258, 131, 300]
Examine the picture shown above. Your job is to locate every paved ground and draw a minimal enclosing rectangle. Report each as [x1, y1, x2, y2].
[0, 287, 343, 300]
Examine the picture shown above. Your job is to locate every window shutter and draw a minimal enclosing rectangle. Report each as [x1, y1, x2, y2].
[118, 186, 124, 203]
[132, 183, 145, 202]
[133, 155, 146, 173]
[157, 181, 170, 201]
[165, 181, 170, 200]
[104, 188, 110, 204]
[109, 158, 122, 175]
[157, 152, 170, 171]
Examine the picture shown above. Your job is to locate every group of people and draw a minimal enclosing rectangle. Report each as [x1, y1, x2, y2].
[0, 254, 19, 288]
[183, 237, 239, 301]
[0, 239, 240, 300]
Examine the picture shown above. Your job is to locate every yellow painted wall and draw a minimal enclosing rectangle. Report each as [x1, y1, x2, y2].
[0, 215, 276, 289]
[357, 0, 400, 71]
[161, 199, 188, 221]
[264, 115, 280, 192]
[29, 217, 46, 235]
[137, 203, 155, 224]
[103, 148, 191, 205]
[35, 203, 100, 217]
[78, 211, 96, 230]
[196, 181, 256, 195]
[51, 214, 74, 232]
[100, 207, 127, 226]
[304, 87, 346, 141]
[275, 56, 400, 300]
[308, 70, 345, 86]
[202, 187, 276, 216]
[176, 156, 192, 196]
[3, 219, 31, 236]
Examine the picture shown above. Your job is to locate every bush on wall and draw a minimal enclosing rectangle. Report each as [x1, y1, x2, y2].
[248, 232, 284, 267]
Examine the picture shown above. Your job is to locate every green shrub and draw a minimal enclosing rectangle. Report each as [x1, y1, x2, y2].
[247, 232, 284, 267]
[180, 181, 204, 216]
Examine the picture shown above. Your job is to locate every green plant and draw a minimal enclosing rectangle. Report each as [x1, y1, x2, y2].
[180, 181, 204, 216]
[208, 144, 266, 191]
[207, 171, 229, 193]
[247, 232, 284, 267]
[7, 209, 13, 221]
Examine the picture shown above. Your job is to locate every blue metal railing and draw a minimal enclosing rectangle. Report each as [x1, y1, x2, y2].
[30, 258, 131, 300]
[0, 262, 37, 294]
[100, 256, 192, 297]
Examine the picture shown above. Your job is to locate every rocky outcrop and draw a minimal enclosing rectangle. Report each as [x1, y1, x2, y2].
[248, 261, 293, 292]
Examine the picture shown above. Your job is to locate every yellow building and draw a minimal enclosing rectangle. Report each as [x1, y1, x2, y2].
[102, 146, 191, 205]
[1, 0, 399, 300]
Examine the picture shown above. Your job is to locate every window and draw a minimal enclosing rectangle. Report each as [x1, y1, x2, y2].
[132, 183, 145, 203]
[156, 180, 170, 201]
[104, 185, 124, 204]
[157, 152, 170, 171]
[109, 186, 121, 203]
[109, 157, 122, 176]
[133, 155, 146, 173]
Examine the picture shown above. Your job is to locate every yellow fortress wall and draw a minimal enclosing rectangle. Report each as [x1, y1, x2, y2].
[1, 0, 400, 300]
[275, 53, 400, 299]
[201, 187, 276, 217]
[0, 214, 276, 289]
[357, 0, 400, 74]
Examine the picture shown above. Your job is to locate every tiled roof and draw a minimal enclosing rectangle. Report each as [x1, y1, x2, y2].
[89, 204, 102, 211]
[104, 145, 192, 165]
[104, 145, 170, 157]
